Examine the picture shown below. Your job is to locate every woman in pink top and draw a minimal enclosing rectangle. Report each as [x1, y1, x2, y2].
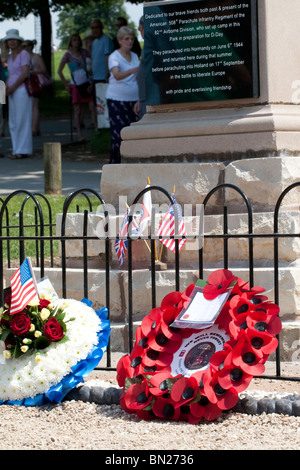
[4, 29, 32, 159]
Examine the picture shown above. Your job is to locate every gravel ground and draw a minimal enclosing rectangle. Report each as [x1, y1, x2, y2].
[0, 363, 299, 451]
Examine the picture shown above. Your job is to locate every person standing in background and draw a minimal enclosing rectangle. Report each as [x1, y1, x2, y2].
[106, 26, 139, 164]
[58, 33, 97, 142]
[113, 17, 141, 58]
[22, 39, 47, 137]
[90, 19, 113, 84]
[3, 29, 32, 159]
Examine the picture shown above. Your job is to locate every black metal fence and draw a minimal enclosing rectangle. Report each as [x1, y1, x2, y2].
[0, 183, 300, 382]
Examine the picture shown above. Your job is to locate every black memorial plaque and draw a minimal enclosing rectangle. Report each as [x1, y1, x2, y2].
[144, 0, 259, 105]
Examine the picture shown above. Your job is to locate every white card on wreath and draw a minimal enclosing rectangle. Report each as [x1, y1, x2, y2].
[37, 277, 59, 302]
[170, 285, 231, 329]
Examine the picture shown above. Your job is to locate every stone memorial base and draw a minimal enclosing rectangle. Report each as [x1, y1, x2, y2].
[121, 105, 300, 164]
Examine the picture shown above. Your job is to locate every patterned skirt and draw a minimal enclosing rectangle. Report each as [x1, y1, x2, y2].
[107, 99, 138, 164]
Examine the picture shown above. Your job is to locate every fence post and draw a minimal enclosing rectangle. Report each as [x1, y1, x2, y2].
[44, 142, 62, 195]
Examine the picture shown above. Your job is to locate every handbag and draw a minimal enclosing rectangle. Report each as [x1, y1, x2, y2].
[39, 73, 54, 88]
[24, 74, 43, 97]
[76, 81, 92, 98]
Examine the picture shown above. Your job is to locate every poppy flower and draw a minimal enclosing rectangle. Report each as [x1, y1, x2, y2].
[209, 344, 233, 372]
[151, 397, 181, 420]
[189, 397, 222, 423]
[246, 327, 278, 358]
[124, 379, 153, 410]
[203, 369, 239, 410]
[229, 294, 252, 323]
[147, 329, 182, 354]
[160, 307, 182, 342]
[170, 376, 198, 408]
[142, 347, 173, 371]
[140, 307, 162, 338]
[247, 313, 282, 336]
[203, 269, 237, 300]
[136, 408, 155, 421]
[116, 354, 133, 387]
[160, 291, 182, 311]
[128, 344, 145, 377]
[231, 333, 265, 375]
[135, 327, 149, 349]
[119, 390, 136, 415]
[149, 371, 174, 396]
[217, 365, 253, 393]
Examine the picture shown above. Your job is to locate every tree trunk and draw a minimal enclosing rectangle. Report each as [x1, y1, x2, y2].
[39, 0, 52, 76]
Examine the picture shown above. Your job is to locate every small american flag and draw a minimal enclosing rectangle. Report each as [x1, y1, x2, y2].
[10, 258, 38, 315]
[115, 209, 138, 266]
[156, 196, 187, 253]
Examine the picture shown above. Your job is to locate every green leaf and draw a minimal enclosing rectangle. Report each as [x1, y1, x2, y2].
[56, 335, 69, 344]
[165, 375, 183, 392]
[195, 279, 207, 287]
[13, 344, 22, 359]
[34, 336, 50, 350]
[124, 376, 141, 393]
[0, 329, 11, 342]
[55, 311, 66, 322]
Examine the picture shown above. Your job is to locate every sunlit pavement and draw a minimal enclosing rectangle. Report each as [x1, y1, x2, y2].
[0, 118, 106, 196]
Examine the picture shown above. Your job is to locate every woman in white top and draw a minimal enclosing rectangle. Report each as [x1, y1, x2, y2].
[4, 29, 32, 159]
[106, 26, 139, 164]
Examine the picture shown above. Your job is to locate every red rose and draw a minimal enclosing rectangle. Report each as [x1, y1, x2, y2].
[4, 294, 11, 306]
[43, 317, 64, 342]
[38, 299, 51, 311]
[10, 313, 31, 336]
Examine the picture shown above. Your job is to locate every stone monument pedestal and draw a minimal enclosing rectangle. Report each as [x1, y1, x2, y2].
[121, 0, 300, 162]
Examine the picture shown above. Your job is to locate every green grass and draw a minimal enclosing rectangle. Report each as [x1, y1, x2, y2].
[1, 194, 101, 262]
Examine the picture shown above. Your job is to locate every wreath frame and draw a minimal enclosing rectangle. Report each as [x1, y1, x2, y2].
[117, 269, 281, 423]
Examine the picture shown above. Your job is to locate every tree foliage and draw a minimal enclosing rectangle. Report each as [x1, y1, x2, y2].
[0, 0, 143, 76]
[56, 0, 131, 49]
[0, 0, 93, 76]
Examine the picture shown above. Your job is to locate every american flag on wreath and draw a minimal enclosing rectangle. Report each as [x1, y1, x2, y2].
[115, 209, 139, 266]
[10, 258, 38, 315]
[156, 195, 187, 253]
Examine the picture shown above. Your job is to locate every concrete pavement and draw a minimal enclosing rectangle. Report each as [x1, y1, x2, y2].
[0, 118, 109, 196]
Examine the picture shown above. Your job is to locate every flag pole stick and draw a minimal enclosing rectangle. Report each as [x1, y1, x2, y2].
[158, 185, 175, 262]
[27, 257, 40, 299]
[126, 203, 151, 254]
[147, 177, 159, 262]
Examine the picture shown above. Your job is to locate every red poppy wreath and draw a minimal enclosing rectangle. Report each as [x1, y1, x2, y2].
[116, 269, 282, 423]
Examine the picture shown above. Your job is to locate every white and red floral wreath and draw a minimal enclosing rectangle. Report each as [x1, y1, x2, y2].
[117, 269, 281, 423]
